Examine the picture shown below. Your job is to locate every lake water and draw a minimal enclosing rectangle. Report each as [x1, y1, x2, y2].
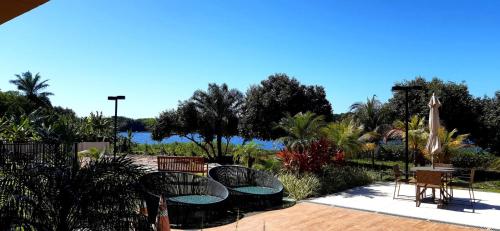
[119, 132, 283, 150]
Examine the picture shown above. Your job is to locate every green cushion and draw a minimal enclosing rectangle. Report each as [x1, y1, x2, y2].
[233, 186, 279, 195]
[168, 195, 223, 204]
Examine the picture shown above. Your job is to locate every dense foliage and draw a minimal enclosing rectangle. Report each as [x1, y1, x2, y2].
[240, 74, 333, 140]
[0, 154, 146, 230]
[152, 83, 244, 161]
[386, 77, 499, 155]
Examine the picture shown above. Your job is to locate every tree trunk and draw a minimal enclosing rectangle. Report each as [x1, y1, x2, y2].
[216, 135, 223, 160]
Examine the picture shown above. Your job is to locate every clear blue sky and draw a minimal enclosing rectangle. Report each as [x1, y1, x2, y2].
[1, 0, 499, 119]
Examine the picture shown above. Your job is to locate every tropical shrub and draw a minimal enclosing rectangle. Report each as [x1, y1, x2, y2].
[321, 119, 362, 157]
[318, 165, 374, 194]
[450, 148, 495, 168]
[276, 139, 333, 173]
[0, 155, 146, 230]
[278, 172, 320, 200]
[233, 141, 264, 168]
[276, 111, 325, 152]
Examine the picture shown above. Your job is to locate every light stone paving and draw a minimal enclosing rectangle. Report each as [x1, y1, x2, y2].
[309, 182, 500, 230]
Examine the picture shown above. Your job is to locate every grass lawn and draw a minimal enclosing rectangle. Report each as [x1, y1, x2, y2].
[349, 158, 500, 193]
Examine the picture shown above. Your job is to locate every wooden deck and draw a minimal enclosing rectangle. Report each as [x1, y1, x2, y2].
[197, 202, 478, 231]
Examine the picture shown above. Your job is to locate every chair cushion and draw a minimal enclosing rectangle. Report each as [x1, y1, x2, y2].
[233, 186, 280, 195]
[168, 195, 223, 204]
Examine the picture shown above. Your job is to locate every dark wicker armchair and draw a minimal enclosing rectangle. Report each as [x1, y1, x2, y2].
[139, 171, 229, 227]
[208, 165, 284, 210]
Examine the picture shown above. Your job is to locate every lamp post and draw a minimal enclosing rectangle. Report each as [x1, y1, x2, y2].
[108, 95, 125, 157]
[391, 85, 424, 180]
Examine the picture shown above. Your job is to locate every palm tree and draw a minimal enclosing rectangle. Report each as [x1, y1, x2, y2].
[9, 71, 54, 108]
[350, 95, 387, 132]
[434, 128, 469, 163]
[276, 111, 326, 151]
[0, 155, 147, 230]
[191, 83, 244, 159]
[386, 115, 429, 165]
[321, 119, 363, 157]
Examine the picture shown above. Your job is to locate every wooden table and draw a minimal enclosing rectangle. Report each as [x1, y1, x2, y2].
[411, 166, 456, 207]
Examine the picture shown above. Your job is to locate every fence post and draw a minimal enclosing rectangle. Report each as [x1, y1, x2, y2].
[73, 142, 79, 173]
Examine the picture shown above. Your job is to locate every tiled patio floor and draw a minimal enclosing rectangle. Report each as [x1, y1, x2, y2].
[309, 182, 500, 230]
[195, 202, 478, 231]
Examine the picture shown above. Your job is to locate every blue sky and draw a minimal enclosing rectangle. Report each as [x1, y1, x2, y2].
[1, 0, 499, 118]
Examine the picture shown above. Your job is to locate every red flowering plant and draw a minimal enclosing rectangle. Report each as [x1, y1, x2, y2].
[276, 138, 334, 173]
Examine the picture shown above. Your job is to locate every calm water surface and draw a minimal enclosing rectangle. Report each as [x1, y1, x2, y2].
[119, 132, 282, 150]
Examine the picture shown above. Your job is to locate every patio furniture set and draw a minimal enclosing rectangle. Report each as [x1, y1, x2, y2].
[139, 156, 284, 227]
[393, 164, 476, 211]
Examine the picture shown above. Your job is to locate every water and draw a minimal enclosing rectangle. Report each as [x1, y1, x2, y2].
[119, 132, 283, 150]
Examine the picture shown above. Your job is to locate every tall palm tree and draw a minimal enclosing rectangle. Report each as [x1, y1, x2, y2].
[350, 95, 387, 132]
[276, 111, 326, 152]
[386, 115, 429, 165]
[321, 119, 363, 157]
[9, 71, 54, 108]
[191, 83, 244, 159]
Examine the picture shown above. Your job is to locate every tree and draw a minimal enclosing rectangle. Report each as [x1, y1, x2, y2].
[479, 92, 500, 155]
[241, 73, 333, 140]
[276, 111, 326, 152]
[434, 128, 469, 163]
[387, 77, 482, 145]
[386, 115, 429, 165]
[351, 95, 391, 167]
[9, 71, 54, 108]
[350, 95, 388, 132]
[0, 155, 146, 230]
[153, 83, 244, 161]
[321, 119, 363, 157]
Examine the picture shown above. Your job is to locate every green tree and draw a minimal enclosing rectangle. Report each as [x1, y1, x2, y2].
[321, 119, 362, 157]
[350, 95, 388, 132]
[153, 83, 244, 161]
[435, 127, 469, 163]
[387, 77, 482, 146]
[276, 111, 326, 152]
[9, 71, 54, 108]
[241, 73, 333, 140]
[479, 92, 500, 155]
[0, 155, 146, 230]
[386, 115, 429, 165]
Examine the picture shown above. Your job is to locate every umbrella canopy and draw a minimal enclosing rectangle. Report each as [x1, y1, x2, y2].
[425, 93, 442, 166]
[1, 0, 48, 25]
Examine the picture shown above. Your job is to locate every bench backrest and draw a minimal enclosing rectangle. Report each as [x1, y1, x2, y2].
[157, 156, 206, 175]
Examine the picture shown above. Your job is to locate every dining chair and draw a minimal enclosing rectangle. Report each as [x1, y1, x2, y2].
[416, 170, 446, 207]
[450, 168, 476, 212]
[434, 163, 454, 198]
[392, 165, 415, 199]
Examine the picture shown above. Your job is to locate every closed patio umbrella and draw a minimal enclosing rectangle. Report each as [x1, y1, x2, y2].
[426, 93, 442, 167]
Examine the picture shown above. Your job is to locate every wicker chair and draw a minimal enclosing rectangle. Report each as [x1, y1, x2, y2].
[139, 171, 229, 227]
[208, 165, 284, 210]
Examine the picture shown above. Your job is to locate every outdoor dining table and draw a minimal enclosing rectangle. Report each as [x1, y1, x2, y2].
[410, 166, 456, 206]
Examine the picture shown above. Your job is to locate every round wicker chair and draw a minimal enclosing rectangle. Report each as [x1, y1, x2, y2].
[208, 165, 283, 210]
[139, 171, 228, 227]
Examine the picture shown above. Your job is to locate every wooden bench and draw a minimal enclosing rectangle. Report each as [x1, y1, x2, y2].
[157, 156, 207, 175]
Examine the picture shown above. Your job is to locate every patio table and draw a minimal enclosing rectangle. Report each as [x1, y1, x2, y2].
[411, 167, 456, 206]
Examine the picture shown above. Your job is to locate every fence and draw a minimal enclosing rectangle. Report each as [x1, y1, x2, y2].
[0, 143, 78, 172]
[77, 142, 110, 152]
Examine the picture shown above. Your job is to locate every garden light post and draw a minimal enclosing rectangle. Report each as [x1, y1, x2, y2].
[108, 95, 125, 157]
[391, 85, 424, 180]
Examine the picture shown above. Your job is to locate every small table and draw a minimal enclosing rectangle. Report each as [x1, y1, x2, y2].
[411, 166, 456, 207]
[410, 166, 455, 173]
